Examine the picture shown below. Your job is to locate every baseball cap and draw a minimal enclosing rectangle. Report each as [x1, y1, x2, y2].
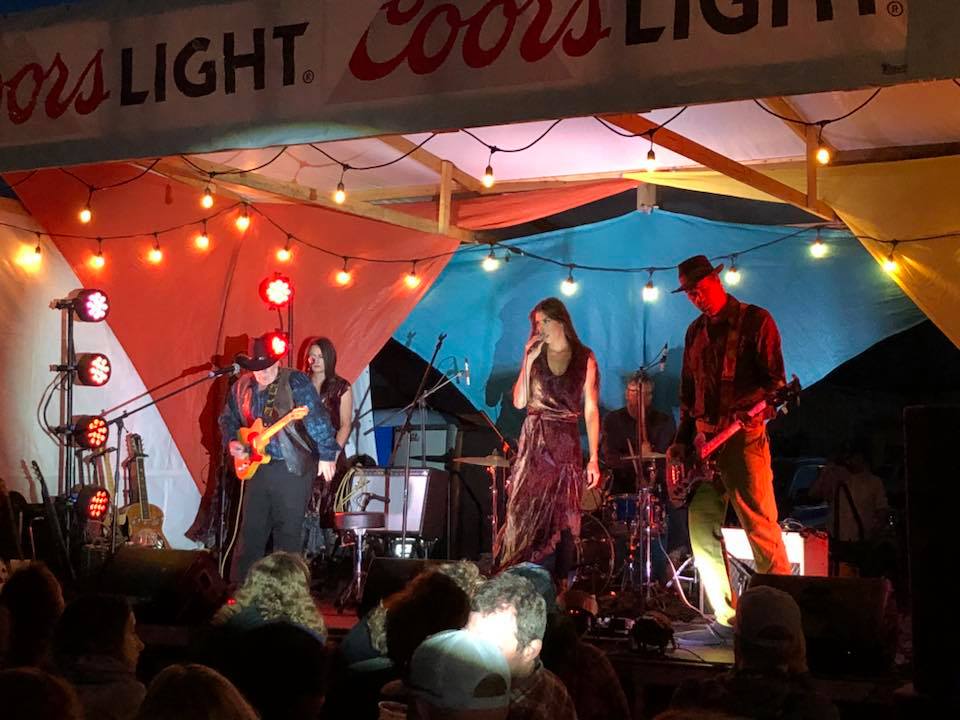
[408, 630, 511, 711]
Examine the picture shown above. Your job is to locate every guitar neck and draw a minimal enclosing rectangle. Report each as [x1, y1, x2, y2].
[698, 397, 770, 460]
[256, 409, 304, 444]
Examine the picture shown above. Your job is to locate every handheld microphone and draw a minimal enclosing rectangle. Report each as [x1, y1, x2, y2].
[464, 358, 471, 386]
[209, 363, 240, 378]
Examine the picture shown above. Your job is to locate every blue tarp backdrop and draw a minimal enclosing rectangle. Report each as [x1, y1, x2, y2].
[395, 210, 922, 437]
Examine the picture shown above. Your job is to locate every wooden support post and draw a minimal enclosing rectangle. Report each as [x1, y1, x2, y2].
[439, 160, 453, 234]
[805, 124, 819, 208]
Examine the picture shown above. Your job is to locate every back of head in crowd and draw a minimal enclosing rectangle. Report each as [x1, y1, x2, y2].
[216, 551, 326, 639]
[0, 667, 84, 720]
[135, 663, 259, 720]
[385, 570, 471, 670]
[53, 593, 144, 670]
[469, 572, 546, 677]
[409, 629, 511, 720]
[0, 561, 64, 667]
[735, 585, 807, 674]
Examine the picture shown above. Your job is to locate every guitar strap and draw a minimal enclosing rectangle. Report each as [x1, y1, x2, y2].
[718, 300, 745, 425]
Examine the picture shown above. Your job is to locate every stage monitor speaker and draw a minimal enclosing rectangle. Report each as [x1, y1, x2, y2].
[96, 547, 228, 625]
[359, 557, 446, 617]
[346, 468, 448, 537]
[722, 527, 829, 597]
[904, 405, 960, 699]
[748, 574, 896, 675]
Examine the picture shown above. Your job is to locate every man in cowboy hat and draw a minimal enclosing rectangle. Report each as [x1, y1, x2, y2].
[668, 255, 790, 645]
[219, 334, 339, 580]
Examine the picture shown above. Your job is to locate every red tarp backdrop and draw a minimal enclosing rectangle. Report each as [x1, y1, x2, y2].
[12, 166, 457, 491]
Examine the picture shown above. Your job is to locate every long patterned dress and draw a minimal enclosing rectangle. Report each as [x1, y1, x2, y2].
[307, 375, 350, 530]
[496, 343, 596, 568]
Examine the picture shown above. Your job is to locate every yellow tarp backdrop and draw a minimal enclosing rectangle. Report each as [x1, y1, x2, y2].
[629, 155, 960, 349]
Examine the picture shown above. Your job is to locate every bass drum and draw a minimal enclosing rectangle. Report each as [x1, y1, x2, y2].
[572, 514, 615, 595]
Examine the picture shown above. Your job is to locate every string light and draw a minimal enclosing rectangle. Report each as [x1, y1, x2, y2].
[724, 257, 741, 286]
[336, 257, 353, 286]
[883, 242, 898, 273]
[148, 233, 163, 264]
[815, 124, 831, 165]
[79, 190, 93, 224]
[482, 149, 496, 189]
[32, 236, 42, 263]
[201, 183, 215, 209]
[810, 230, 828, 258]
[276, 235, 294, 263]
[404, 262, 422, 289]
[482, 248, 501, 272]
[645, 134, 658, 172]
[235, 204, 251, 232]
[642, 272, 659, 302]
[195, 221, 210, 250]
[334, 165, 348, 204]
[560, 267, 578, 296]
[90, 238, 105, 269]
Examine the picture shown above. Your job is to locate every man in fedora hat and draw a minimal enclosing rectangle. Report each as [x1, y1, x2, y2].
[219, 334, 339, 580]
[668, 255, 791, 645]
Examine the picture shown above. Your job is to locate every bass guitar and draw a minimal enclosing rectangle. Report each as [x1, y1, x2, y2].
[234, 406, 309, 480]
[118, 434, 168, 548]
[666, 377, 801, 508]
[30, 461, 75, 580]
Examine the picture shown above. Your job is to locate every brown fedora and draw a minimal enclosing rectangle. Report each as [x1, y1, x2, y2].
[672, 255, 724, 293]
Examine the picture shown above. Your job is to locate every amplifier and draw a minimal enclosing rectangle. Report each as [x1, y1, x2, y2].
[345, 467, 448, 538]
[721, 527, 828, 597]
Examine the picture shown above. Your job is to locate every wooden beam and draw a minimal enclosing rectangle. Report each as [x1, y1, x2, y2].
[378, 135, 484, 193]
[760, 97, 838, 158]
[603, 113, 838, 221]
[805, 124, 819, 208]
[438, 160, 453, 234]
[154, 158, 474, 243]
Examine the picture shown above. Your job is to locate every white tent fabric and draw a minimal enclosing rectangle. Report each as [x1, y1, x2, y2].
[0, 199, 198, 548]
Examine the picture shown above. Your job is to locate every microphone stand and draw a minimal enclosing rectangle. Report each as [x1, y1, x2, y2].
[103, 369, 234, 554]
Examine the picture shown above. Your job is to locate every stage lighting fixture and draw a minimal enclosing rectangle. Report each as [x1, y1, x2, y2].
[75, 353, 112, 386]
[264, 330, 289, 360]
[73, 415, 109, 449]
[258, 273, 294, 309]
[76, 485, 111, 521]
[55, 289, 110, 322]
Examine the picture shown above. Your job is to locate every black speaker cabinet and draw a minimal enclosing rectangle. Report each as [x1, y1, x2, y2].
[905, 405, 960, 698]
[96, 547, 228, 625]
[748, 574, 897, 675]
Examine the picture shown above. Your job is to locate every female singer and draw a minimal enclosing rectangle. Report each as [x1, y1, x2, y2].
[304, 338, 353, 550]
[495, 297, 600, 580]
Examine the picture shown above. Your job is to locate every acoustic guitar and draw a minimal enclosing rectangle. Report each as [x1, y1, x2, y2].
[118, 434, 168, 548]
[234, 405, 309, 480]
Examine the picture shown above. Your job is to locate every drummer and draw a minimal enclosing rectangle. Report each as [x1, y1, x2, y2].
[600, 374, 675, 495]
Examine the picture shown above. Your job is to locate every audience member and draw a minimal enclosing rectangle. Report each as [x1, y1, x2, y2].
[219, 621, 328, 720]
[135, 663, 259, 720]
[408, 629, 511, 720]
[0, 666, 84, 719]
[53, 594, 146, 720]
[0, 561, 64, 667]
[669, 585, 839, 719]
[468, 572, 576, 720]
[213, 551, 326, 641]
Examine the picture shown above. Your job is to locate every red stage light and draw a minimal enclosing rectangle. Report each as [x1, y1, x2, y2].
[74, 415, 109, 449]
[264, 331, 289, 360]
[258, 273, 294, 309]
[75, 353, 112, 386]
[86, 488, 110, 519]
[75, 289, 110, 322]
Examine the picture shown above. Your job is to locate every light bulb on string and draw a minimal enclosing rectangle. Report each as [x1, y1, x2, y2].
[148, 234, 163, 264]
[89, 238, 105, 269]
[78, 189, 93, 224]
[883, 243, 898, 273]
[336, 257, 353, 286]
[645, 134, 658, 172]
[642, 272, 659, 303]
[482, 247, 500, 272]
[560, 267, 578, 296]
[810, 230, 828, 258]
[195, 221, 210, 250]
[333, 165, 349, 204]
[235, 204, 251, 232]
[32, 234, 42, 264]
[276, 235, 294, 263]
[815, 125, 831, 166]
[201, 183, 215, 209]
[404, 262, 422, 289]
[724, 258, 741, 286]
[481, 149, 496, 189]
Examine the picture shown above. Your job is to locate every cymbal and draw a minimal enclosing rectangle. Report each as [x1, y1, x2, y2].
[620, 452, 667, 461]
[453, 454, 511, 468]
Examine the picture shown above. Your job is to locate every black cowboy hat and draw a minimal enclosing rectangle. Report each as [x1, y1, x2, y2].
[672, 254, 724, 293]
[235, 335, 279, 371]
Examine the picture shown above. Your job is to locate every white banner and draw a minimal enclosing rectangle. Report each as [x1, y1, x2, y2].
[0, 0, 941, 172]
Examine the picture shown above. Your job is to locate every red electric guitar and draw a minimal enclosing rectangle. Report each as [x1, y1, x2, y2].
[234, 406, 309, 480]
